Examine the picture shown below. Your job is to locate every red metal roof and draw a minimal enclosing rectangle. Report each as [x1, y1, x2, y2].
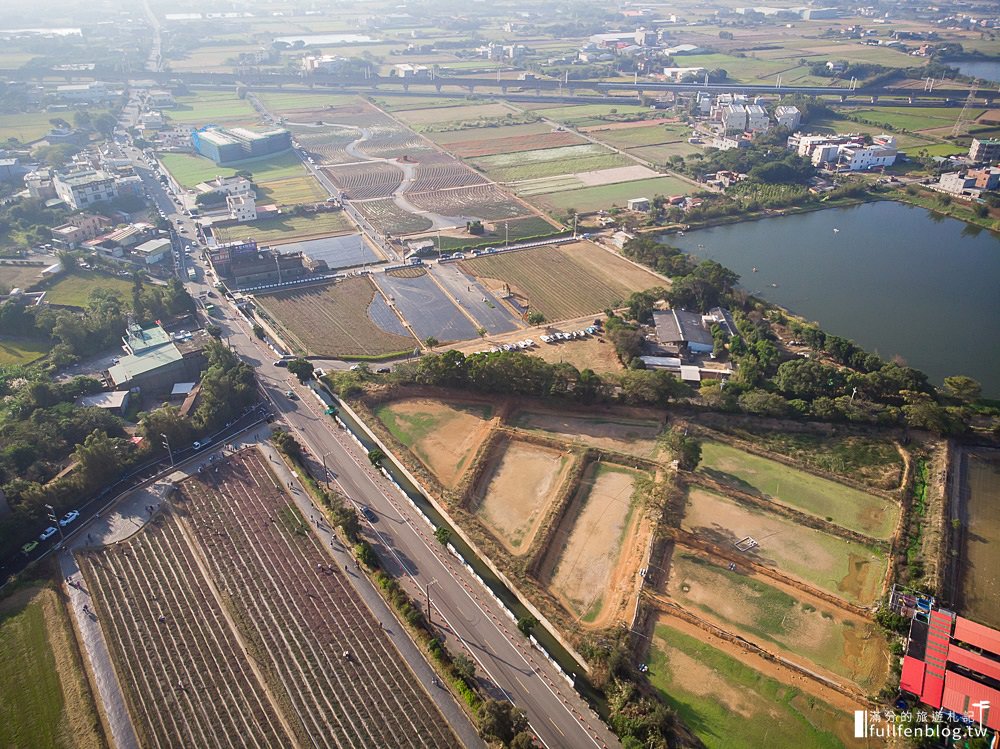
[922, 672, 946, 708]
[948, 645, 1000, 682]
[941, 671, 1000, 731]
[954, 617, 1000, 658]
[900, 656, 926, 695]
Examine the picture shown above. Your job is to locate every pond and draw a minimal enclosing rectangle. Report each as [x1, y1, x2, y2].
[950, 59, 1000, 84]
[667, 201, 1000, 396]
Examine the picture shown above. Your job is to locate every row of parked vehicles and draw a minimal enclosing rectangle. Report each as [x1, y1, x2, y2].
[475, 339, 537, 354]
[21, 510, 79, 554]
[540, 326, 600, 343]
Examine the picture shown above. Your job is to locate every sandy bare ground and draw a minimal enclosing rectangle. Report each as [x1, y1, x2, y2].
[379, 398, 494, 488]
[681, 487, 886, 607]
[513, 409, 662, 459]
[549, 464, 646, 626]
[473, 440, 572, 555]
[574, 164, 660, 186]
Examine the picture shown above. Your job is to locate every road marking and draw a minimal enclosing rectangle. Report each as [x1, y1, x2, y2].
[549, 718, 565, 736]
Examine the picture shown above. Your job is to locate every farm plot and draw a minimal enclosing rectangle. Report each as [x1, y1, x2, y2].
[960, 450, 1000, 628]
[407, 185, 529, 221]
[459, 242, 657, 322]
[374, 397, 494, 489]
[0, 262, 44, 289]
[472, 439, 573, 555]
[0, 338, 48, 366]
[470, 143, 622, 181]
[532, 176, 694, 213]
[431, 264, 520, 335]
[257, 176, 328, 207]
[324, 162, 403, 200]
[255, 277, 415, 358]
[167, 91, 258, 126]
[287, 124, 360, 165]
[271, 234, 382, 270]
[78, 512, 292, 749]
[423, 122, 555, 146]
[223, 212, 355, 245]
[665, 550, 888, 690]
[544, 463, 649, 625]
[648, 620, 853, 749]
[44, 271, 132, 307]
[512, 410, 662, 459]
[680, 487, 887, 606]
[427, 215, 560, 251]
[274, 100, 394, 128]
[354, 199, 433, 236]
[176, 450, 460, 749]
[587, 124, 685, 149]
[395, 103, 515, 128]
[359, 126, 432, 159]
[408, 160, 488, 193]
[446, 130, 586, 158]
[574, 164, 661, 187]
[374, 269, 479, 343]
[698, 441, 899, 539]
[630, 142, 703, 164]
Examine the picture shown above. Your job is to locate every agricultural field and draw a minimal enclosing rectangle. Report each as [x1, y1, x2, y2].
[374, 269, 479, 342]
[354, 199, 433, 236]
[255, 277, 415, 359]
[395, 103, 515, 129]
[372, 96, 486, 112]
[459, 241, 661, 322]
[423, 121, 556, 146]
[374, 397, 495, 489]
[257, 176, 328, 207]
[43, 271, 133, 307]
[471, 144, 630, 183]
[840, 106, 982, 134]
[287, 124, 360, 165]
[665, 550, 888, 691]
[0, 111, 74, 144]
[218, 211, 354, 244]
[630, 142, 704, 164]
[680, 487, 887, 606]
[0, 338, 49, 366]
[698, 441, 899, 539]
[324, 162, 403, 200]
[444, 129, 586, 158]
[166, 91, 259, 126]
[160, 151, 310, 191]
[512, 410, 662, 459]
[408, 157, 487, 193]
[648, 620, 854, 749]
[545, 462, 648, 625]
[0, 262, 45, 289]
[960, 450, 1000, 629]
[358, 128, 433, 159]
[407, 184, 529, 221]
[531, 176, 694, 214]
[472, 439, 572, 555]
[256, 92, 358, 115]
[531, 104, 654, 128]
[513, 333, 625, 375]
[430, 215, 561, 251]
[0, 585, 105, 749]
[173, 450, 460, 748]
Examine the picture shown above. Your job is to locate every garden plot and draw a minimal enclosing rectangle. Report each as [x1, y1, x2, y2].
[374, 269, 479, 343]
[287, 123, 360, 165]
[78, 512, 293, 749]
[680, 487, 887, 606]
[395, 103, 515, 128]
[425, 122, 554, 145]
[324, 162, 403, 200]
[472, 439, 573, 555]
[359, 127, 433, 159]
[354, 199, 433, 236]
[630, 142, 704, 164]
[471, 144, 628, 183]
[446, 130, 586, 158]
[407, 185, 528, 221]
[585, 124, 685, 149]
[374, 397, 494, 488]
[698, 441, 899, 539]
[665, 550, 888, 691]
[574, 164, 660, 187]
[545, 463, 649, 625]
[512, 410, 662, 459]
[174, 450, 460, 748]
[271, 233, 382, 270]
[255, 277, 415, 358]
[532, 176, 694, 213]
[408, 158, 488, 193]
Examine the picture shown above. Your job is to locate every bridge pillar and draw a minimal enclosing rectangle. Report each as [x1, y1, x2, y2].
[908, 97, 914, 104]
[870, 95, 878, 104]
[403, 83, 409, 92]
[501, 85, 508, 94]
[535, 87, 541, 96]
[435, 83, 442, 93]
[840, 95, 847, 103]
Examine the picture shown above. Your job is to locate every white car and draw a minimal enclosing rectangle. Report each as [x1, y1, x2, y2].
[59, 510, 80, 527]
[39, 526, 58, 541]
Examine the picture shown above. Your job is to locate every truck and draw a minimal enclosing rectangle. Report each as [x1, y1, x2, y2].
[186, 267, 196, 280]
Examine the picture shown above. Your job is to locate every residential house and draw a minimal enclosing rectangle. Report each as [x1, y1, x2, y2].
[53, 169, 118, 209]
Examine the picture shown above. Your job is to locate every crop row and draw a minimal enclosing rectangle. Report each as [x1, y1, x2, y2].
[324, 163, 403, 200]
[408, 184, 530, 220]
[177, 450, 458, 749]
[407, 163, 488, 194]
[353, 198, 434, 236]
[80, 515, 290, 749]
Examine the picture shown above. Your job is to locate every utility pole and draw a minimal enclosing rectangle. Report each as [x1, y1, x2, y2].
[504, 222, 509, 247]
[45, 504, 65, 545]
[161, 433, 175, 467]
[425, 579, 437, 624]
[572, 212, 578, 238]
[322, 450, 335, 489]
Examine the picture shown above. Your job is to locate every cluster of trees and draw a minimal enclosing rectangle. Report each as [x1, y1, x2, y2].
[0, 198, 70, 250]
[620, 237, 739, 314]
[0, 339, 259, 554]
[685, 138, 816, 186]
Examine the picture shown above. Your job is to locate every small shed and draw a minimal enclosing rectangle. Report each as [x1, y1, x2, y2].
[627, 197, 651, 212]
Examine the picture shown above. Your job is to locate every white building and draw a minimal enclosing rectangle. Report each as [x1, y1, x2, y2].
[811, 143, 841, 167]
[132, 238, 171, 265]
[662, 66, 706, 81]
[302, 55, 349, 74]
[627, 197, 651, 212]
[53, 169, 118, 209]
[227, 194, 257, 223]
[392, 63, 430, 79]
[774, 105, 802, 131]
[745, 104, 769, 132]
[146, 89, 175, 108]
[720, 103, 748, 134]
[838, 136, 897, 171]
[55, 81, 111, 103]
[195, 175, 255, 199]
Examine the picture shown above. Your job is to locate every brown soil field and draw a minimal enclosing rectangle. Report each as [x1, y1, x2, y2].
[395, 103, 515, 125]
[579, 118, 679, 132]
[255, 277, 415, 358]
[960, 449, 1000, 628]
[567, 241, 667, 291]
[472, 439, 573, 555]
[511, 409, 663, 459]
[664, 548, 889, 692]
[546, 463, 649, 626]
[681, 487, 887, 606]
[447, 131, 586, 158]
[374, 397, 495, 489]
[422, 122, 554, 145]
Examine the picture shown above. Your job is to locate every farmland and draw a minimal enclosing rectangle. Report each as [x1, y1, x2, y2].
[407, 185, 528, 221]
[680, 487, 887, 606]
[395, 102, 516, 129]
[160, 151, 311, 192]
[166, 91, 259, 126]
[531, 176, 694, 214]
[409, 159, 487, 193]
[512, 410, 662, 459]
[374, 270, 479, 342]
[459, 241, 661, 321]
[255, 277, 415, 359]
[0, 262, 45, 289]
[423, 121, 556, 146]
[44, 271, 133, 307]
[0, 338, 49, 366]
[698, 441, 899, 539]
[0, 585, 105, 749]
[374, 397, 495, 488]
[959, 450, 1000, 628]
[325, 162, 404, 200]
[471, 144, 630, 183]
[219, 211, 354, 244]
[472, 438, 572, 554]
[354, 199, 434, 236]
[445, 129, 585, 158]
[257, 176, 328, 207]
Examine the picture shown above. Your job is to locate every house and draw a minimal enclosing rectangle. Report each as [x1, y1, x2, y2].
[302, 55, 349, 74]
[131, 238, 171, 265]
[76, 390, 130, 415]
[969, 138, 1000, 164]
[24, 168, 56, 200]
[720, 103, 748, 134]
[627, 197, 651, 212]
[652, 309, 715, 355]
[392, 63, 430, 79]
[838, 135, 897, 171]
[53, 169, 118, 209]
[195, 175, 255, 200]
[662, 66, 706, 81]
[938, 167, 1000, 195]
[50, 213, 112, 249]
[825, 61, 847, 74]
[774, 105, 802, 131]
[610, 230, 635, 249]
[107, 324, 209, 396]
[745, 104, 769, 133]
[227, 194, 257, 223]
[664, 43, 702, 55]
[146, 89, 175, 108]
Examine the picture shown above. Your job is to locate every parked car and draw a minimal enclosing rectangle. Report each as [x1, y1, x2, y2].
[285, 390, 297, 400]
[39, 527, 58, 541]
[21, 540, 38, 554]
[193, 437, 212, 450]
[59, 510, 80, 527]
[360, 505, 377, 522]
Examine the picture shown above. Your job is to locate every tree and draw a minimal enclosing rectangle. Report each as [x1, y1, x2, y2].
[738, 389, 791, 417]
[517, 614, 538, 637]
[252, 324, 266, 339]
[453, 654, 476, 682]
[74, 430, 135, 490]
[526, 311, 545, 325]
[424, 336, 439, 348]
[661, 428, 701, 471]
[478, 700, 529, 745]
[367, 448, 386, 468]
[434, 526, 451, 546]
[510, 733, 536, 749]
[287, 358, 315, 384]
[942, 375, 981, 403]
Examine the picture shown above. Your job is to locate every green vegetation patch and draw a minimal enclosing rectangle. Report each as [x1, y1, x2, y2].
[166, 91, 259, 125]
[214, 211, 354, 244]
[375, 401, 493, 447]
[44, 271, 133, 308]
[0, 338, 49, 366]
[159, 151, 307, 189]
[532, 176, 693, 213]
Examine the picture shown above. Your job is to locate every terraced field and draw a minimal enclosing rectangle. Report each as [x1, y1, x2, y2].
[324, 163, 404, 200]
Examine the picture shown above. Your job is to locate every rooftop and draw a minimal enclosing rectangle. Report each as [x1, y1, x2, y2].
[108, 343, 182, 385]
[77, 390, 129, 409]
[124, 324, 171, 354]
[653, 309, 714, 348]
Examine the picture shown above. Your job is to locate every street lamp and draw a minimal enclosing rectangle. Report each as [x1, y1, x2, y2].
[161, 433, 175, 467]
[321, 449, 336, 489]
[425, 579, 438, 624]
[45, 504, 65, 545]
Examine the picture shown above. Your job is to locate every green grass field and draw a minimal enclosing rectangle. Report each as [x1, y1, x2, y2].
[256, 92, 358, 115]
[532, 104, 652, 124]
[0, 338, 49, 366]
[0, 108, 109, 144]
[487, 153, 631, 183]
[257, 176, 328, 206]
[843, 107, 980, 133]
[217, 211, 354, 244]
[532, 176, 693, 213]
[0, 586, 104, 749]
[648, 622, 851, 749]
[588, 124, 682, 148]
[375, 400, 493, 448]
[166, 91, 259, 125]
[160, 151, 309, 189]
[44, 271, 133, 308]
[698, 441, 899, 539]
[631, 142, 703, 163]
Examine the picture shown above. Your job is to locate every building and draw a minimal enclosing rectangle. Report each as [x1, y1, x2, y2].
[132, 237, 171, 265]
[662, 66, 706, 81]
[664, 43, 702, 55]
[745, 104, 769, 133]
[208, 239, 308, 289]
[302, 55, 349, 74]
[146, 89, 175, 108]
[76, 390, 130, 415]
[392, 63, 430, 79]
[24, 168, 56, 200]
[774, 105, 801, 131]
[53, 169, 118, 209]
[652, 309, 715, 355]
[55, 81, 111, 103]
[107, 324, 209, 396]
[195, 175, 255, 200]
[227, 194, 257, 223]
[627, 197, 651, 212]
[191, 126, 292, 166]
[635, 28, 657, 46]
[720, 103, 748, 134]
[899, 608, 1000, 733]
[969, 138, 1000, 164]
[50, 213, 112, 249]
[838, 135, 897, 171]
[938, 167, 1000, 195]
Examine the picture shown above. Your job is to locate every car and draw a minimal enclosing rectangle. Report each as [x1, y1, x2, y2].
[39, 526, 58, 541]
[273, 359, 288, 367]
[59, 510, 79, 527]
[285, 390, 297, 399]
[376, 367, 390, 374]
[360, 505, 377, 522]
[193, 437, 212, 450]
[21, 541, 38, 554]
